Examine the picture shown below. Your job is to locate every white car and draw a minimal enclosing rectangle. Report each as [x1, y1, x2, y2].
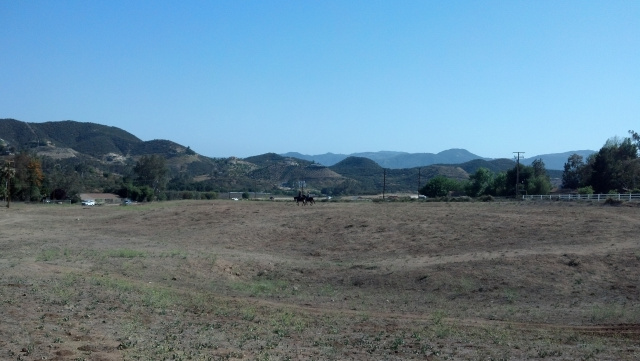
[82, 200, 95, 206]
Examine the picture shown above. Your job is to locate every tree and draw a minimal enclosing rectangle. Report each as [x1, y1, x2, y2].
[27, 158, 44, 200]
[562, 154, 585, 189]
[505, 160, 552, 196]
[630, 130, 640, 155]
[1, 161, 16, 206]
[589, 137, 638, 193]
[133, 155, 168, 199]
[489, 172, 508, 196]
[531, 159, 547, 178]
[529, 159, 552, 194]
[420, 176, 462, 198]
[44, 163, 83, 202]
[465, 167, 493, 197]
[9, 152, 46, 201]
[528, 174, 552, 195]
[505, 164, 533, 196]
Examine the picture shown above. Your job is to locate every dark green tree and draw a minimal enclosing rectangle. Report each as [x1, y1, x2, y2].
[134, 155, 168, 199]
[420, 176, 462, 198]
[489, 172, 508, 196]
[562, 154, 585, 189]
[589, 137, 638, 193]
[529, 159, 552, 194]
[531, 159, 546, 178]
[505, 163, 533, 196]
[505, 160, 552, 196]
[465, 167, 493, 197]
[629, 130, 640, 154]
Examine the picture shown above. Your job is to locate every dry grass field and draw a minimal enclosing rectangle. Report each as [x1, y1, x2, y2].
[1, 199, 639, 360]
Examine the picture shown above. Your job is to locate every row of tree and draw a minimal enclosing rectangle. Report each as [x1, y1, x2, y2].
[1, 152, 44, 203]
[562, 131, 639, 194]
[419, 158, 552, 198]
[0, 153, 174, 204]
[419, 131, 640, 198]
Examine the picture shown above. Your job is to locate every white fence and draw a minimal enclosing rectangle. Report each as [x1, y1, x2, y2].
[522, 193, 640, 201]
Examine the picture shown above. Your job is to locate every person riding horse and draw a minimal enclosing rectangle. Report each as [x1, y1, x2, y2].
[305, 193, 315, 205]
[294, 190, 306, 205]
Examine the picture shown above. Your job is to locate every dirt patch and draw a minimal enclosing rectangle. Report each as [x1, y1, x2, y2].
[1, 200, 639, 359]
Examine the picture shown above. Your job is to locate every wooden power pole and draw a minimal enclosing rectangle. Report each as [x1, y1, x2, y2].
[513, 152, 525, 198]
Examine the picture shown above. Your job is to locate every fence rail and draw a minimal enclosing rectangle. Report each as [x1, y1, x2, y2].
[522, 193, 640, 201]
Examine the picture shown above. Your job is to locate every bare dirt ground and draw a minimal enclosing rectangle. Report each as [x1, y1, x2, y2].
[1, 199, 639, 360]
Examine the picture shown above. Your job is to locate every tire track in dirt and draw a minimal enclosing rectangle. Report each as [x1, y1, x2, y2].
[25, 262, 640, 343]
[373, 239, 640, 270]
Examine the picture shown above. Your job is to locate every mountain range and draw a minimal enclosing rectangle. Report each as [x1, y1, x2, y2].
[0, 118, 594, 194]
[282, 149, 595, 170]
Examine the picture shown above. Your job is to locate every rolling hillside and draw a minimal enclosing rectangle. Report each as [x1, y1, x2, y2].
[1, 118, 570, 196]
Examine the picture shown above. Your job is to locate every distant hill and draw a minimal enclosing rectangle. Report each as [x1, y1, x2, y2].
[454, 158, 516, 174]
[283, 148, 595, 170]
[0, 118, 223, 182]
[0, 119, 142, 156]
[282, 152, 349, 166]
[327, 156, 470, 193]
[282, 149, 485, 168]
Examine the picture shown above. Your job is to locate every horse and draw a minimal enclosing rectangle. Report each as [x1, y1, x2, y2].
[305, 195, 315, 205]
[293, 195, 306, 205]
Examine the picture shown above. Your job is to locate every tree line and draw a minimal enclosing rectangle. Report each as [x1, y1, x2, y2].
[419, 130, 640, 198]
[561, 131, 639, 194]
[419, 158, 552, 198]
[2, 131, 638, 203]
[0, 153, 214, 204]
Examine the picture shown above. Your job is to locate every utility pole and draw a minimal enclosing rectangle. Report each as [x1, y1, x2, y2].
[382, 168, 387, 200]
[513, 152, 525, 198]
[418, 168, 421, 195]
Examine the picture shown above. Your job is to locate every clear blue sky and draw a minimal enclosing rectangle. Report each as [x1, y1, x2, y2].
[1, 1, 638, 159]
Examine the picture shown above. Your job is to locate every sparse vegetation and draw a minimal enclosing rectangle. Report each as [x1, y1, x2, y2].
[1, 200, 638, 359]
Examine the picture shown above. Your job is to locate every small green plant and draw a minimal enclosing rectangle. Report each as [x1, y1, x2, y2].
[241, 307, 257, 321]
[390, 336, 404, 350]
[108, 249, 146, 258]
[504, 289, 518, 303]
[432, 310, 446, 325]
[232, 279, 288, 297]
[577, 186, 594, 195]
[142, 286, 176, 309]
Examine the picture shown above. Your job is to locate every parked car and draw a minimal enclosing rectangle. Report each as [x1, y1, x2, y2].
[81, 199, 95, 206]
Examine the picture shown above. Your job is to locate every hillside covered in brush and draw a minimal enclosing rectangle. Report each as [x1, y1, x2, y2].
[1, 118, 524, 197]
